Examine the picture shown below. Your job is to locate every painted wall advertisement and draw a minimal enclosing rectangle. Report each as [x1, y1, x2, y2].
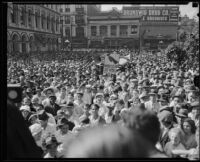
[123, 7, 179, 22]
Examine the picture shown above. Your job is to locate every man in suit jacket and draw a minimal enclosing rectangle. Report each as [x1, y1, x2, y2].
[157, 110, 174, 150]
[44, 94, 61, 117]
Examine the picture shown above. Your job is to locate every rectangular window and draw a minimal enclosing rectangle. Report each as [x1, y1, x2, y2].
[65, 27, 70, 37]
[41, 15, 44, 29]
[111, 25, 117, 36]
[12, 5, 18, 24]
[52, 19, 55, 33]
[65, 16, 70, 24]
[75, 5, 84, 13]
[28, 10, 32, 27]
[91, 26, 97, 36]
[130, 25, 138, 34]
[20, 9, 24, 25]
[75, 15, 84, 24]
[60, 8, 63, 13]
[65, 8, 70, 12]
[120, 25, 128, 36]
[100, 26, 107, 36]
[35, 12, 38, 28]
[47, 16, 50, 30]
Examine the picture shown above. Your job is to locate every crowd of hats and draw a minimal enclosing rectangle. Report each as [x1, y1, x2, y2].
[7, 49, 199, 159]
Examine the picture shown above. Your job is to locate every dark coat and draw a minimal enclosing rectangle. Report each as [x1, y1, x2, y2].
[44, 103, 61, 116]
[7, 100, 43, 159]
[158, 125, 174, 149]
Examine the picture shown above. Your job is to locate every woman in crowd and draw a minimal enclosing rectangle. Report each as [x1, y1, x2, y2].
[180, 118, 197, 150]
[89, 104, 106, 127]
[164, 128, 186, 157]
[56, 87, 68, 105]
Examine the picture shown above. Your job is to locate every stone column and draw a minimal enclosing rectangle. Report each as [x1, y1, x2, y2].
[107, 25, 111, 37]
[96, 25, 100, 36]
[116, 25, 120, 37]
[128, 25, 131, 36]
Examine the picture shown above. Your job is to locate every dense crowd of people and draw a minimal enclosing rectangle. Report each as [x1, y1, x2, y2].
[7, 48, 199, 159]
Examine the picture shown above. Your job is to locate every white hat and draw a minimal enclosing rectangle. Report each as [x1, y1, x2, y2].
[86, 84, 92, 88]
[110, 94, 118, 100]
[95, 93, 104, 98]
[20, 105, 30, 112]
[29, 123, 43, 136]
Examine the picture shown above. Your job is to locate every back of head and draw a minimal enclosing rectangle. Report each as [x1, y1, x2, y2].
[125, 110, 160, 145]
[65, 124, 151, 158]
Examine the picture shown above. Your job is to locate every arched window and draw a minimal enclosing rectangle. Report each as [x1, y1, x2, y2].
[12, 34, 20, 52]
[76, 26, 84, 37]
[21, 35, 27, 53]
[29, 36, 34, 52]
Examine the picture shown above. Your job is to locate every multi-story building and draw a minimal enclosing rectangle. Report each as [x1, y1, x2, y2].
[122, 6, 180, 50]
[60, 4, 89, 49]
[7, 3, 61, 55]
[7, 4, 181, 52]
[87, 7, 140, 49]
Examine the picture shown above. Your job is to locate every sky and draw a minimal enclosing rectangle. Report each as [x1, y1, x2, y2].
[101, 2, 199, 19]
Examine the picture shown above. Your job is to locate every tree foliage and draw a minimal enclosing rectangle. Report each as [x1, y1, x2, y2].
[166, 18, 199, 67]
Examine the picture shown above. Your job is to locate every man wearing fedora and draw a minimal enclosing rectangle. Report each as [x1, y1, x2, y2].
[42, 87, 56, 106]
[44, 94, 61, 117]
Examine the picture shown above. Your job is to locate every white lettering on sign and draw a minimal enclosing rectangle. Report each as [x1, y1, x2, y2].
[149, 10, 161, 16]
[162, 10, 169, 15]
[146, 16, 168, 21]
[123, 9, 147, 16]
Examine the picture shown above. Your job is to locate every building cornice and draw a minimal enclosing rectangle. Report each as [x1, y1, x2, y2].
[39, 5, 61, 15]
[8, 26, 61, 37]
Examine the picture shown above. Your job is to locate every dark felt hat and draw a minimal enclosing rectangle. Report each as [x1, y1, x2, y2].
[175, 109, 188, 118]
[57, 117, 70, 128]
[38, 110, 49, 121]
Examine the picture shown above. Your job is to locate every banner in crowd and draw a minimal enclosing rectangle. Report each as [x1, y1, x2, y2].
[103, 52, 120, 75]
